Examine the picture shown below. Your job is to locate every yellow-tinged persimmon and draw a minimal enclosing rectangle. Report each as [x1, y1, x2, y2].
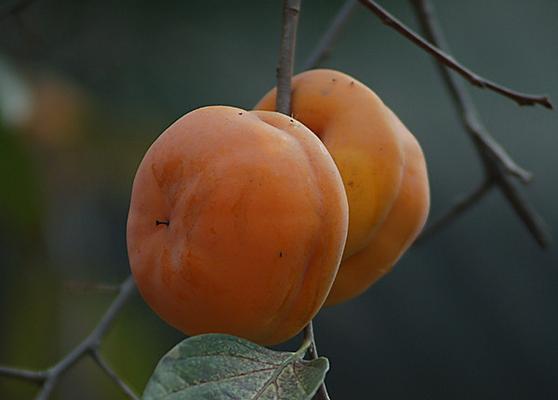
[255, 69, 430, 305]
[127, 105, 348, 345]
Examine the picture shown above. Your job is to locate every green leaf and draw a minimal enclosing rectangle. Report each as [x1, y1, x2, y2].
[142, 334, 329, 400]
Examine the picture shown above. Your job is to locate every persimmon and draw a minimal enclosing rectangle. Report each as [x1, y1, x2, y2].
[255, 69, 430, 305]
[127, 105, 348, 345]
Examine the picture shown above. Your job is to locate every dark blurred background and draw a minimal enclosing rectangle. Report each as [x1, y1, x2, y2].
[0, 0, 557, 399]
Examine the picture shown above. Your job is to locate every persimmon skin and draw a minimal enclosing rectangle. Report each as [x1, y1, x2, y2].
[255, 69, 429, 305]
[127, 105, 348, 345]
[324, 109, 430, 305]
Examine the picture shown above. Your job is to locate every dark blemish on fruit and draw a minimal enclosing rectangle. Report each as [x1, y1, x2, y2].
[279, 251, 283, 258]
[156, 220, 170, 226]
[350, 81, 355, 86]
[332, 78, 337, 82]
[238, 112, 243, 115]
[348, 180, 354, 188]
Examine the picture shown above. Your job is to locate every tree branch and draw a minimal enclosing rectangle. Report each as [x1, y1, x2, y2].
[303, 0, 358, 70]
[64, 280, 121, 293]
[410, 0, 551, 248]
[495, 164, 551, 248]
[91, 350, 139, 400]
[0, 366, 47, 383]
[359, 0, 552, 109]
[276, 0, 302, 115]
[0, 276, 138, 400]
[304, 322, 331, 400]
[417, 180, 493, 243]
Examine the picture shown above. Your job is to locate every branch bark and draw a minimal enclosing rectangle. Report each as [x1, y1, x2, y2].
[276, 0, 302, 115]
[304, 322, 331, 400]
[303, 0, 358, 70]
[359, 0, 552, 109]
[410, 0, 550, 248]
[91, 350, 139, 400]
[416, 180, 493, 243]
[0, 366, 47, 383]
[0, 276, 138, 400]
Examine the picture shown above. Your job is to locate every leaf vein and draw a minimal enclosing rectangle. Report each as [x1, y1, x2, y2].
[174, 353, 280, 367]
[158, 367, 276, 399]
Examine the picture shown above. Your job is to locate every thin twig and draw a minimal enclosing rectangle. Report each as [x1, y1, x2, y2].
[417, 180, 493, 243]
[0, 366, 47, 383]
[0, 276, 138, 400]
[304, 322, 331, 400]
[359, 0, 552, 109]
[410, 0, 551, 248]
[276, 0, 302, 115]
[303, 0, 358, 70]
[64, 280, 121, 293]
[91, 350, 139, 400]
[496, 164, 551, 247]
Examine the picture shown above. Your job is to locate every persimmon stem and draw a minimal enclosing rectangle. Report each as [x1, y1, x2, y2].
[276, 2, 333, 398]
[304, 322, 331, 400]
[276, 0, 301, 115]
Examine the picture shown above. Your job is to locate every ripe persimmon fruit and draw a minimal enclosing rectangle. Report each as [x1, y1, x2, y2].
[127, 105, 348, 345]
[255, 69, 430, 305]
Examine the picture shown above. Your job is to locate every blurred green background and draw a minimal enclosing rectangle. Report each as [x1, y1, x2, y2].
[0, 0, 557, 398]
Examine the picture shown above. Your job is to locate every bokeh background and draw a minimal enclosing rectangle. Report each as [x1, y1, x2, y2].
[0, 0, 557, 399]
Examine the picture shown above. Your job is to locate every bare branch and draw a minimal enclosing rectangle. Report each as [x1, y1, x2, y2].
[64, 280, 121, 293]
[470, 127, 532, 184]
[276, 0, 302, 115]
[0, 276, 137, 400]
[359, 0, 552, 109]
[0, 366, 47, 383]
[86, 275, 136, 345]
[417, 180, 493, 243]
[410, 0, 551, 248]
[303, 0, 358, 70]
[496, 166, 551, 248]
[304, 322, 331, 400]
[91, 351, 139, 400]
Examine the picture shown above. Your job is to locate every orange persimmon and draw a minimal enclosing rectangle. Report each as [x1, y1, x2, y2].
[127, 105, 348, 345]
[255, 69, 430, 305]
